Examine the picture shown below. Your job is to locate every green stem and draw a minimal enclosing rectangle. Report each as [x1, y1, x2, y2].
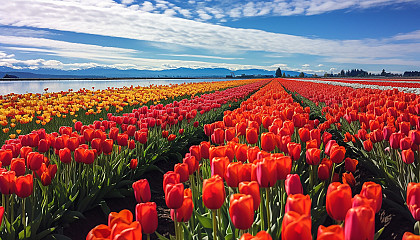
[174, 209, 178, 240]
[22, 198, 26, 239]
[147, 234, 150, 240]
[259, 189, 265, 231]
[309, 165, 314, 190]
[212, 210, 218, 240]
[265, 188, 270, 232]
[280, 180, 285, 217]
[329, 163, 336, 185]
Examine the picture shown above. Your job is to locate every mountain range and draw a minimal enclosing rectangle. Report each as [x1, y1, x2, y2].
[0, 66, 308, 79]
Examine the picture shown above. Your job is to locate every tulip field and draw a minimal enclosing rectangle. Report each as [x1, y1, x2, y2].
[0, 78, 419, 240]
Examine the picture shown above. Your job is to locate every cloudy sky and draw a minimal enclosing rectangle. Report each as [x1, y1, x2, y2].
[0, 0, 420, 74]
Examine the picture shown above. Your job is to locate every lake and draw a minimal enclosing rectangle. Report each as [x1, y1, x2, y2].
[0, 78, 233, 95]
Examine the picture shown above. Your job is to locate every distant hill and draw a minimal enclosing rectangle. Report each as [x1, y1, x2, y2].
[0, 66, 306, 79]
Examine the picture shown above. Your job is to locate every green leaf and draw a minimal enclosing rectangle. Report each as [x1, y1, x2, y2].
[49, 234, 72, 240]
[104, 190, 125, 199]
[155, 232, 171, 240]
[195, 211, 212, 229]
[34, 227, 56, 240]
[99, 200, 111, 217]
[182, 222, 193, 240]
[374, 227, 385, 240]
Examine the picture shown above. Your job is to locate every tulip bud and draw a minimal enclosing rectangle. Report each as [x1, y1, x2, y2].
[285, 174, 303, 195]
[229, 194, 254, 230]
[203, 175, 225, 210]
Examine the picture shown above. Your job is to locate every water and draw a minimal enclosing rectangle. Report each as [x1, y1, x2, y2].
[0, 78, 234, 95]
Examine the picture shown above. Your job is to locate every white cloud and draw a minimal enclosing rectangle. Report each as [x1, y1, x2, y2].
[302, 64, 310, 67]
[196, 9, 213, 20]
[121, 0, 135, 5]
[317, 64, 324, 67]
[140, 1, 155, 12]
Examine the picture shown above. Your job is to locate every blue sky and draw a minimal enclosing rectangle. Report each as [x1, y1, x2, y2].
[0, 0, 420, 74]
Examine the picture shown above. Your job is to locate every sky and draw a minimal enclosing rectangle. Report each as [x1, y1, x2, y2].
[0, 0, 420, 75]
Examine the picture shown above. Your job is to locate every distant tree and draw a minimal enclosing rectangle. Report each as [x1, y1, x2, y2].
[340, 70, 345, 76]
[3, 74, 18, 78]
[282, 72, 286, 78]
[299, 72, 305, 78]
[381, 69, 386, 76]
[275, 67, 282, 78]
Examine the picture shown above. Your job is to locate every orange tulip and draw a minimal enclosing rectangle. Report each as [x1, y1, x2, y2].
[286, 142, 301, 161]
[255, 157, 277, 188]
[298, 128, 310, 142]
[344, 206, 374, 240]
[132, 179, 151, 203]
[360, 182, 382, 213]
[281, 211, 312, 240]
[165, 183, 184, 209]
[261, 132, 276, 152]
[174, 163, 189, 183]
[284, 194, 311, 216]
[275, 156, 292, 180]
[229, 194, 254, 230]
[403, 232, 420, 240]
[226, 162, 243, 188]
[239, 181, 260, 211]
[203, 175, 225, 210]
[246, 128, 258, 145]
[317, 225, 344, 240]
[211, 128, 225, 145]
[342, 172, 355, 187]
[135, 202, 158, 234]
[86, 224, 111, 240]
[235, 144, 248, 163]
[326, 182, 352, 221]
[330, 145, 346, 164]
[306, 148, 321, 165]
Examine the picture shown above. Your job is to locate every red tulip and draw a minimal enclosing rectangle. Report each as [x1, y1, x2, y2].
[136, 202, 158, 234]
[275, 156, 292, 180]
[15, 174, 33, 198]
[344, 157, 358, 173]
[351, 194, 376, 212]
[183, 155, 197, 175]
[298, 128, 310, 142]
[86, 224, 111, 240]
[236, 122, 247, 136]
[239, 181, 260, 211]
[389, 132, 404, 149]
[189, 145, 201, 162]
[400, 137, 412, 150]
[322, 131, 333, 145]
[11, 158, 26, 176]
[255, 157, 277, 188]
[163, 171, 180, 192]
[67, 137, 79, 151]
[281, 211, 312, 240]
[247, 146, 259, 163]
[235, 144, 248, 163]
[165, 183, 184, 209]
[193, 121, 199, 128]
[130, 159, 138, 170]
[200, 141, 210, 159]
[174, 163, 189, 183]
[285, 174, 303, 195]
[204, 123, 214, 136]
[360, 182, 382, 213]
[285, 194, 311, 216]
[402, 149, 415, 164]
[135, 130, 148, 145]
[40, 171, 52, 186]
[363, 139, 373, 152]
[83, 129, 95, 142]
[225, 127, 236, 142]
[0, 149, 13, 166]
[27, 152, 43, 171]
[0, 170, 16, 194]
[326, 182, 352, 221]
[38, 139, 50, 153]
[240, 231, 272, 240]
[226, 162, 243, 188]
[317, 225, 344, 240]
[211, 156, 229, 180]
[167, 134, 176, 141]
[229, 194, 254, 230]
[246, 128, 258, 145]
[318, 158, 332, 181]
[330, 145, 346, 164]
[133, 179, 151, 203]
[342, 172, 355, 187]
[171, 193, 193, 222]
[117, 134, 128, 146]
[0, 206, 4, 229]
[102, 139, 113, 155]
[211, 128, 225, 145]
[261, 132, 276, 152]
[306, 148, 321, 165]
[287, 142, 301, 161]
[203, 175, 225, 210]
[403, 232, 420, 240]
[344, 206, 375, 240]
[20, 146, 32, 160]
[59, 148, 72, 164]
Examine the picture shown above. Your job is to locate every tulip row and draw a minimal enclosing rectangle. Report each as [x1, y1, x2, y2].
[308, 77, 420, 89]
[280, 78, 420, 238]
[0, 79, 258, 144]
[150, 79, 386, 239]
[0, 79, 268, 239]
